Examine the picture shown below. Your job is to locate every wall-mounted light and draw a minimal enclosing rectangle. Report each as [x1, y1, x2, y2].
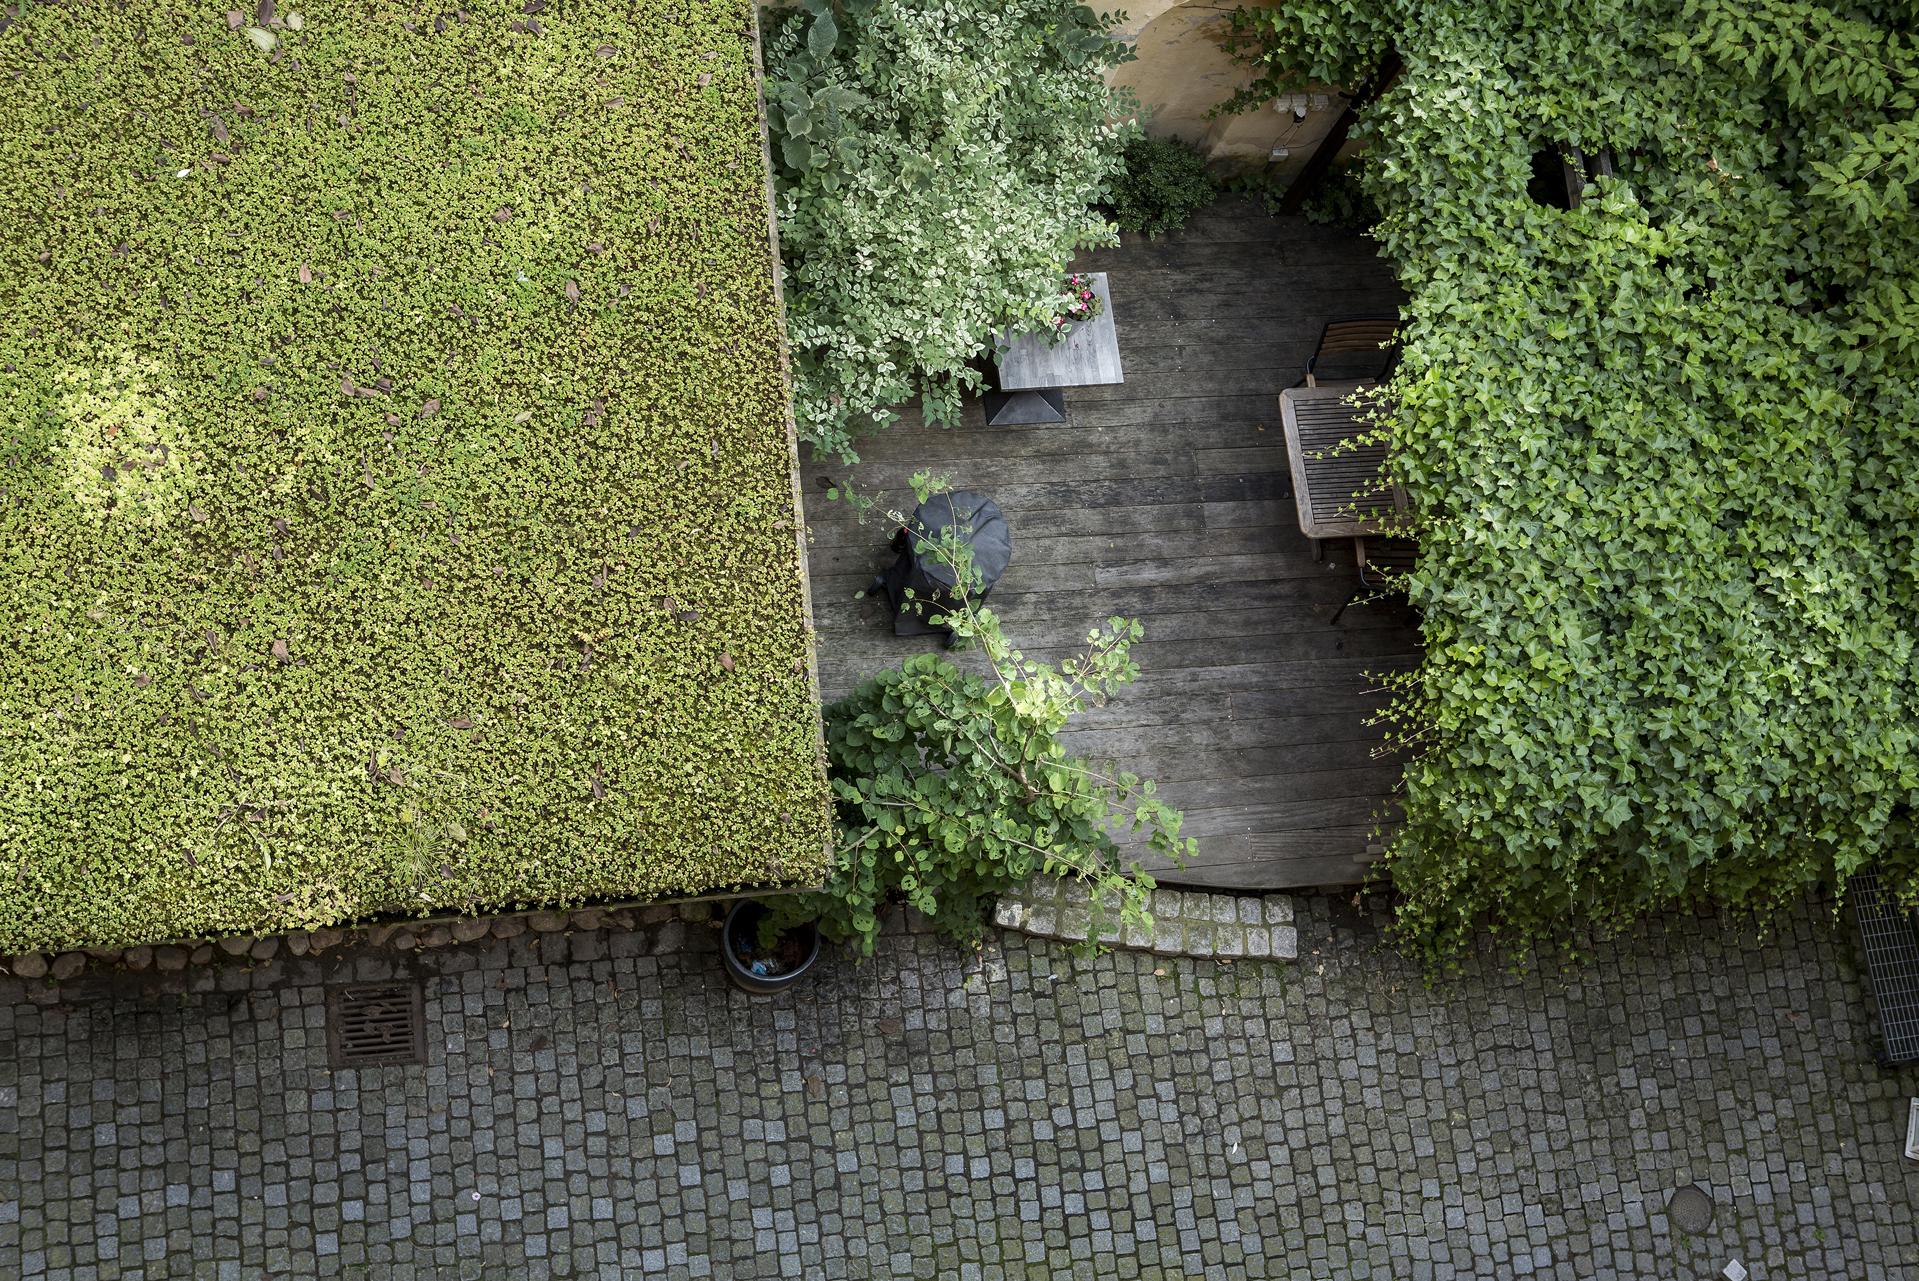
[1273, 93, 1334, 118]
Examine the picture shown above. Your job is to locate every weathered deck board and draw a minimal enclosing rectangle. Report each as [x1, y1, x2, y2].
[800, 199, 1418, 890]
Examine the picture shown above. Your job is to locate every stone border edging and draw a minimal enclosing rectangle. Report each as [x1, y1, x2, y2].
[994, 879, 1298, 961]
[7, 882, 1303, 985]
[3, 902, 721, 985]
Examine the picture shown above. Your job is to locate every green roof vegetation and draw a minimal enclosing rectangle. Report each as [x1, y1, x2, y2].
[0, 0, 833, 952]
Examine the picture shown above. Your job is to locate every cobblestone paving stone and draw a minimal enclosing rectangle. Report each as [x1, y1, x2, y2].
[1, 895, 1916, 1278]
[995, 880, 1298, 960]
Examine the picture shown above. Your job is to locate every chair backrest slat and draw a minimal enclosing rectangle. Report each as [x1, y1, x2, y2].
[1317, 320, 1401, 354]
[1357, 535, 1418, 587]
[1306, 315, 1402, 385]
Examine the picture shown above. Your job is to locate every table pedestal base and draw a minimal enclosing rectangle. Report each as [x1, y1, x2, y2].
[983, 388, 1065, 426]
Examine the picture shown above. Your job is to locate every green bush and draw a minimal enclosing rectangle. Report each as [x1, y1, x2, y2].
[763, 0, 1136, 461]
[0, 0, 834, 952]
[1299, 163, 1380, 231]
[1110, 135, 1218, 237]
[1224, 0, 1919, 959]
[765, 479, 1193, 955]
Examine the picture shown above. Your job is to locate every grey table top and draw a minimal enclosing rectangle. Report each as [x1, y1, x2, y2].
[1279, 381, 1406, 539]
[994, 271, 1124, 391]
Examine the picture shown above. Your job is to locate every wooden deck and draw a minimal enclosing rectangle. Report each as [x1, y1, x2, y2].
[799, 199, 1419, 890]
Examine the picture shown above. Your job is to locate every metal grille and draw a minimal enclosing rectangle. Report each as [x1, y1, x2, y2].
[1849, 866, 1919, 1066]
[327, 982, 425, 1068]
[1667, 1184, 1714, 1233]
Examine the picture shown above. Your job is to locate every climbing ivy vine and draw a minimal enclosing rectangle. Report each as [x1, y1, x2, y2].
[1226, 0, 1919, 958]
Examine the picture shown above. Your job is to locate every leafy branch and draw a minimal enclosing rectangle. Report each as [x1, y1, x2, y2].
[763, 476, 1194, 954]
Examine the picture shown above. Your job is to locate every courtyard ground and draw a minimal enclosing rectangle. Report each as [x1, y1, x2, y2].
[2, 896, 1915, 1278]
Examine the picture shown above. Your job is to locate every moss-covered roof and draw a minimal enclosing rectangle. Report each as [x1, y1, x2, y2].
[0, 0, 833, 951]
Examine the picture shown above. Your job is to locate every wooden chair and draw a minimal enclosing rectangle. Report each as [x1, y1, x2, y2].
[1302, 316, 1401, 387]
[1330, 535, 1417, 624]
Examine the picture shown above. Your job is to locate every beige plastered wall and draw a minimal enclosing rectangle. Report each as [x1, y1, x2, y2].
[1109, 0, 1347, 181]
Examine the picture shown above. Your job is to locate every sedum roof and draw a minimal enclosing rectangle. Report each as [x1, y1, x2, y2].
[0, 0, 832, 951]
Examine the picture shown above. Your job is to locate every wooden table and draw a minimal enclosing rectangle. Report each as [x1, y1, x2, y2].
[1279, 381, 1406, 540]
[986, 271, 1123, 426]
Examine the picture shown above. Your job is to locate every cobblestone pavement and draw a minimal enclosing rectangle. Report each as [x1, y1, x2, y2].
[2, 896, 1916, 1279]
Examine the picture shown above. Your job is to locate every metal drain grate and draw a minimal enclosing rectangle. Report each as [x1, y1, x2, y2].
[1850, 866, 1919, 1066]
[327, 982, 426, 1068]
[1668, 1184, 1714, 1234]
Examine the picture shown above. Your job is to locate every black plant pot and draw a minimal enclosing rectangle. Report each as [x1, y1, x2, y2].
[721, 900, 821, 995]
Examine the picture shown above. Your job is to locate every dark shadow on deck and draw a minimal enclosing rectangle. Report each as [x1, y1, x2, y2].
[800, 199, 1419, 890]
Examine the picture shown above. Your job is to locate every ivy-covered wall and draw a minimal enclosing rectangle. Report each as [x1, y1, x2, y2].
[1227, 0, 1919, 956]
[0, 0, 834, 951]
